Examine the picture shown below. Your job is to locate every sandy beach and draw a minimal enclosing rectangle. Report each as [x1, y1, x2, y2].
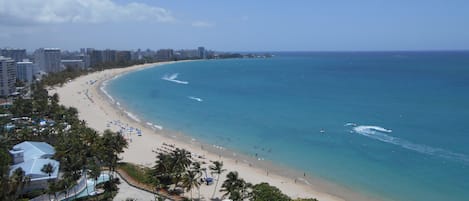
[50, 61, 363, 201]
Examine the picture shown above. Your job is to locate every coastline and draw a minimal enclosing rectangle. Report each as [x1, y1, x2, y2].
[50, 60, 377, 201]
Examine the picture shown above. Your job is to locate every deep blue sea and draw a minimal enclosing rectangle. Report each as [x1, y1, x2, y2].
[107, 52, 469, 201]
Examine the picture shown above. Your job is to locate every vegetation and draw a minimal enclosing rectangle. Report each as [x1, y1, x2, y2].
[117, 162, 152, 184]
[0, 79, 127, 200]
[220, 171, 251, 201]
[250, 182, 290, 201]
[210, 160, 226, 199]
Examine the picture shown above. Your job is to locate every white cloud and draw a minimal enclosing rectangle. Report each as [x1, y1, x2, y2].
[0, 0, 175, 25]
[191, 21, 215, 28]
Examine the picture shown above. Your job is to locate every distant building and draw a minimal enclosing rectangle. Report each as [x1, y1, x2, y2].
[156, 49, 174, 61]
[61, 60, 85, 70]
[198, 47, 206, 59]
[16, 60, 34, 84]
[0, 48, 27, 62]
[117, 51, 132, 63]
[102, 49, 117, 63]
[0, 56, 17, 96]
[89, 50, 103, 67]
[34, 48, 61, 73]
[176, 49, 199, 59]
[9, 141, 60, 192]
[79, 54, 91, 68]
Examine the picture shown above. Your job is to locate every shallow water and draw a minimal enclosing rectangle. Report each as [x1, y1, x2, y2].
[107, 52, 469, 201]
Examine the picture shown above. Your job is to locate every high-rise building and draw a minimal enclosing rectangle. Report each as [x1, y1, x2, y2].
[34, 48, 61, 73]
[0, 48, 27, 62]
[16, 60, 34, 84]
[102, 49, 117, 63]
[117, 51, 132, 63]
[156, 49, 174, 61]
[198, 47, 206, 59]
[89, 50, 103, 67]
[0, 56, 17, 96]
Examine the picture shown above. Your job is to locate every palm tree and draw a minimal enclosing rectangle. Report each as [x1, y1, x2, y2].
[88, 157, 101, 200]
[170, 148, 192, 187]
[209, 160, 226, 199]
[41, 163, 55, 201]
[220, 171, 251, 201]
[190, 162, 204, 200]
[181, 169, 200, 200]
[7, 168, 30, 200]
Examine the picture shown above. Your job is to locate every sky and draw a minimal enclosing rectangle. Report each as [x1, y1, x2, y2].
[0, 0, 468, 52]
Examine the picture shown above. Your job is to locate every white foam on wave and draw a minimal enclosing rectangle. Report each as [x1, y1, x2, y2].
[344, 122, 357, 127]
[124, 110, 141, 122]
[100, 86, 115, 103]
[162, 73, 189, 84]
[352, 125, 469, 165]
[153, 124, 163, 130]
[188, 96, 203, 102]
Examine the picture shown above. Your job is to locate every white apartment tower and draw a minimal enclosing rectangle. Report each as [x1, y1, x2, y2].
[34, 48, 61, 73]
[0, 56, 17, 96]
[16, 60, 34, 84]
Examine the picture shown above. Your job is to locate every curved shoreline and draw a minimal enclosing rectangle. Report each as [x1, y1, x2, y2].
[51, 61, 380, 201]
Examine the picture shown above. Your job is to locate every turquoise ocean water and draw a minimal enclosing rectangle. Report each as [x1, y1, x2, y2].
[107, 52, 469, 201]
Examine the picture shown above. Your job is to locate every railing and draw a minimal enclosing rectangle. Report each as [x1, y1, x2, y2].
[31, 174, 88, 201]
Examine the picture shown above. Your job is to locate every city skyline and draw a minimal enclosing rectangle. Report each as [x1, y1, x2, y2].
[1, 0, 469, 51]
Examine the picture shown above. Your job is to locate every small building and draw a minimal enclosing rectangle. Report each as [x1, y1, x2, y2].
[9, 141, 60, 192]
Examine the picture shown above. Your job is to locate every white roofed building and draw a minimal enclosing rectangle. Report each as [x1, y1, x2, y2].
[9, 141, 60, 192]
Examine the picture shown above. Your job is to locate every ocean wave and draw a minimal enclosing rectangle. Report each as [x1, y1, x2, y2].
[100, 86, 115, 103]
[124, 110, 141, 122]
[188, 96, 203, 102]
[344, 122, 357, 127]
[352, 125, 469, 165]
[153, 124, 163, 130]
[162, 73, 189, 84]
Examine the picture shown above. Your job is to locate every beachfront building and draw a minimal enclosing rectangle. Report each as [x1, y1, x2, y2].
[34, 48, 61, 73]
[9, 141, 60, 192]
[0, 56, 17, 97]
[198, 47, 207, 59]
[102, 49, 117, 63]
[61, 59, 85, 70]
[156, 49, 174, 61]
[89, 49, 103, 67]
[117, 50, 132, 63]
[0, 48, 27, 62]
[16, 60, 34, 84]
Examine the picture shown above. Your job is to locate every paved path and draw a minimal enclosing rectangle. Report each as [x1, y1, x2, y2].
[113, 174, 159, 201]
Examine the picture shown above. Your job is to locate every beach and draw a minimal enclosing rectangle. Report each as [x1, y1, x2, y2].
[50, 61, 363, 201]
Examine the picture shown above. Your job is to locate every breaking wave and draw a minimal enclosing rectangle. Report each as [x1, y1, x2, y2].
[352, 125, 469, 165]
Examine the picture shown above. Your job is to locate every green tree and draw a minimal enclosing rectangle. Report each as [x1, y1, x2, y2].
[209, 160, 226, 199]
[220, 171, 251, 201]
[250, 182, 290, 201]
[41, 163, 55, 201]
[181, 169, 200, 200]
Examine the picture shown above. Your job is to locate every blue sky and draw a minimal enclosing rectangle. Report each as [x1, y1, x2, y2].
[0, 0, 468, 51]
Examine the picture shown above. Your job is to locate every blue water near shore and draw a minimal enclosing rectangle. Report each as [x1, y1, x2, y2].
[107, 52, 469, 201]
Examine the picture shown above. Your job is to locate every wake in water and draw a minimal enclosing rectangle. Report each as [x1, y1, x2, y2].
[188, 96, 203, 102]
[348, 124, 469, 165]
[162, 73, 189, 84]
